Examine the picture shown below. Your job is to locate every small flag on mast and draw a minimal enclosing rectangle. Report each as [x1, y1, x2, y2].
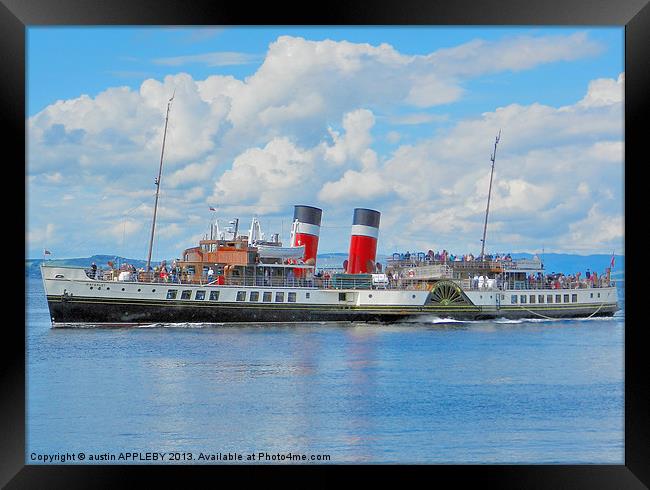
[209, 207, 216, 211]
[610, 253, 615, 268]
[44, 249, 51, 255]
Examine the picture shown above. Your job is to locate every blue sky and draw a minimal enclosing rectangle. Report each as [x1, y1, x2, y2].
[26, 27, 624, 261]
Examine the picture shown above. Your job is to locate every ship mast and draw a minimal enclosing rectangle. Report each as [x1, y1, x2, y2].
[146, 91, 175, 272]
[479, 130, 501, 260]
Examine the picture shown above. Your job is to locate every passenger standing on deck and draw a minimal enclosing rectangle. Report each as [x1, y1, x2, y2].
[90, 262, 97, 279]
[207, 267, 214, 282]
[160, 261, 168, 282]
[216, 270, 225, 285]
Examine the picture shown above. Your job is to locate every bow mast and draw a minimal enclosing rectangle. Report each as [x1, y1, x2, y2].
[146, 91, 175, 272]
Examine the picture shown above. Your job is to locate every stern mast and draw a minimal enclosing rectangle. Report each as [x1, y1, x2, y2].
[480, 130, 501, 260]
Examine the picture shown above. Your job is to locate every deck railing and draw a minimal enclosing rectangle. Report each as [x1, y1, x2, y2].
[387, 258, 548, 273]
[86, 269, 614, 291]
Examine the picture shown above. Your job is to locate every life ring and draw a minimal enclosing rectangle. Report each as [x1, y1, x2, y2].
[408, 269, 415, 278]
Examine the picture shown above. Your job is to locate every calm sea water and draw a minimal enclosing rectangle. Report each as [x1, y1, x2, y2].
[26, 276, 624, 464]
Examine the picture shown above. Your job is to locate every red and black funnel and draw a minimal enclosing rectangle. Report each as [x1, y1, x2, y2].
[346, 208, 380, 274]
[291, 205, 323, 275]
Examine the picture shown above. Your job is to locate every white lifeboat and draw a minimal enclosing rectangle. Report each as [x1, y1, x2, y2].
[256, 244, 305, 259]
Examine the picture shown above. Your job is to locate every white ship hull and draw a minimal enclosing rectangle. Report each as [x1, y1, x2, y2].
[41, 265, 619, 326]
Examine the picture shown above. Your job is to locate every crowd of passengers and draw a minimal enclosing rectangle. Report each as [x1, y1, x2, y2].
[394, 250, 514, 263]
[533, 269, 613, 289]
[87, 258, 612, 291]
[88, 260, 317, 286]
[87, 260, 226, 284]
[467, 269, 613, 290]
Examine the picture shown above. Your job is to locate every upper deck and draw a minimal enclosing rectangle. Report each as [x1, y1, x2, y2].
[41, 263, 616, 293]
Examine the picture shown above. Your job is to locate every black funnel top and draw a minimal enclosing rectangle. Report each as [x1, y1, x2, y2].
[352, 208, 380, 228]
[293, 205, 323, 226]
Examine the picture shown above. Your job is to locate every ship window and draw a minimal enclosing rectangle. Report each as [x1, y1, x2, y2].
[181, 290, 191, 300]
[275, 292, 285, 302]
[263, 292, 272, 302]
[511, 295, 517, 304]
[590, 293, 593, 298]
[547, 295, 553, 303]
[209, 290, 220, 301]
[55, 274, 64, 279]
[529, 295, 535, 304]
[520, 295, 527, 304]
[250, 291, 259, 302]
[288, 292, 296, 302]
[137, 288, 141, 292]
[195, 290, 206, 301]
[563, 294, 570, 303]
[236, 291, 246, 301]
[556, 294, 562, 303]
[572, 294, 578, 303]
[152, 289, 156, 292]
[339, 293, 346, 301]
[538, 295, 544, 304]
[89, 287, 93, 290]
[167, 289, 178, 300]
[306, 292, 311, 299]
[597, 293, 601, 298]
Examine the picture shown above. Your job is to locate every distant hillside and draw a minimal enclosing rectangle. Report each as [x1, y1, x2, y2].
[26, 252, 623, 278]
[319, 252, 623, 275]
[510, 253, 623, 275]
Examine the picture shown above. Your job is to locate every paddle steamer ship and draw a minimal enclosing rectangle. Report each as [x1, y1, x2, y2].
[41, 203, 618, 325]
[39, 100, 619, 325]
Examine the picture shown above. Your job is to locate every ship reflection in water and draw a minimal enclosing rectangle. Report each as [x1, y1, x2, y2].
[27, 277, 624, 464]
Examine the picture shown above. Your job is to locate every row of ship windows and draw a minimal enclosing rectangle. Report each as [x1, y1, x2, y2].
[166, 289, 308, 303]
[509, 293, 598, 304]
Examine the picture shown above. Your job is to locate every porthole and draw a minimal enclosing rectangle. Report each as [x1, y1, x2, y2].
[107, 287, 110, 290]
[137, 288, 141, 292]
[89, 286, 93, 290]
[368, 294, 373, 298]
[412, 294, 416, 299]
[122, 288, 125, 291]
[152, 289, 156, 292]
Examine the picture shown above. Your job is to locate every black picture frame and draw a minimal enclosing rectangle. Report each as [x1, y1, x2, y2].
[6, 0, 647, 487]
